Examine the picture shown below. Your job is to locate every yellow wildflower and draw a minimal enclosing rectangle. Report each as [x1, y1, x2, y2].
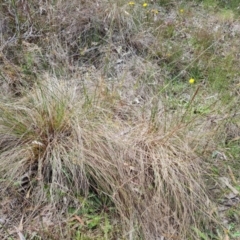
[143, 3, 148, 7]
[128, 1, 135, 5]
[180, 9, 184, 13]
[189, 78, 195, 84]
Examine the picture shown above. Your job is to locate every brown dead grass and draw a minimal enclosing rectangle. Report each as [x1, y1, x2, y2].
[0, 76, 215, 239]
[1, 0, 240, 239]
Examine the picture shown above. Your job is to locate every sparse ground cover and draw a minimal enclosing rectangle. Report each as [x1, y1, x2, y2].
[0, 0, 240, 239]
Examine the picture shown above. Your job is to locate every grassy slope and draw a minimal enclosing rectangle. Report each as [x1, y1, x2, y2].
[0, 0, 240, 239]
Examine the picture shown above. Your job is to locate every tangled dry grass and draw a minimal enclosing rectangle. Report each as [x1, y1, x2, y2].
[1, 0, 240, 239]
[0, 78, 215, 239]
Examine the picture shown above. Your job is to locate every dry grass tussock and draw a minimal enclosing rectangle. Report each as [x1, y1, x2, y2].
[0, 77, 215, 239]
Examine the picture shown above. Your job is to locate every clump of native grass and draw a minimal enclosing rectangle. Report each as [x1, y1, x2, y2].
[0, 78, 89, 202]
[0, 76, 216, 239]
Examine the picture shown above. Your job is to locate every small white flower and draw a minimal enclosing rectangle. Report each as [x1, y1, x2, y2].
[32, 140, 44, 146]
